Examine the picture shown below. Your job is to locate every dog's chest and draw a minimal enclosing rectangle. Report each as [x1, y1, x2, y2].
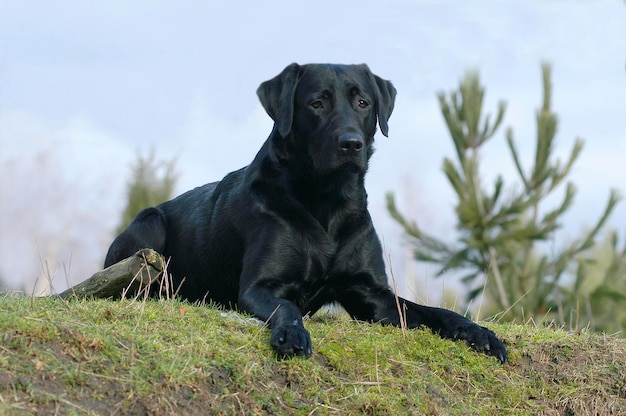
[287, 231, 356, 295]
[294, 206, 366, 279]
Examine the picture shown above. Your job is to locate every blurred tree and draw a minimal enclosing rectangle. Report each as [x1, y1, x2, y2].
[571, 230, 626, 334]
[387, 64, 625, 331]
[116, 149, 177, 235]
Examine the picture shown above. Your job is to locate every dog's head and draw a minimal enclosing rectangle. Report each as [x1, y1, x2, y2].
[257, 63, 396, 175]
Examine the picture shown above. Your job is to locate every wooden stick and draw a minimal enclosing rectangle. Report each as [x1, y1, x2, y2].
[56, 249, 164, 300]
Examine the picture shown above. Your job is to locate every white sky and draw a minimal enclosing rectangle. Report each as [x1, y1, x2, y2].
[1, 1, 625, 298]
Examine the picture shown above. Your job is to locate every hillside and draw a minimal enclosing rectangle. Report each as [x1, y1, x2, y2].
[0, 296, 625, 415]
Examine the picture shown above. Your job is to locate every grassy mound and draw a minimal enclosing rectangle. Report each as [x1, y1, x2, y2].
[0, 296, 625, 415]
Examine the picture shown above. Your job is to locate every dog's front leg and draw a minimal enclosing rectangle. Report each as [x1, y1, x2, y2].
[404, 302, 507, 363]
[342, 287, 507, 363]
[239, 285, 312, 358]
[395, 296, 508, 363]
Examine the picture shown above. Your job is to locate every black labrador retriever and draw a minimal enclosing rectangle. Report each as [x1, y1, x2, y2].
[105, 63, 507, 363]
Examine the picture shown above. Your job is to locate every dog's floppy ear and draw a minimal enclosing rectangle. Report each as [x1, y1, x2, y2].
[361, 64, 397, 137]
[257, 63, 301, 138]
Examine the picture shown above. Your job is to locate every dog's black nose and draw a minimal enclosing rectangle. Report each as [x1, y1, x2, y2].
[338, 132, 364, 154]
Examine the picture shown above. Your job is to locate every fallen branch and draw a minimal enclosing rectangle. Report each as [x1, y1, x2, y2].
[56, 249, 164, 300]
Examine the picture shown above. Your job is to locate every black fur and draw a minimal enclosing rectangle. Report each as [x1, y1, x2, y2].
[105, 63, 507, 363]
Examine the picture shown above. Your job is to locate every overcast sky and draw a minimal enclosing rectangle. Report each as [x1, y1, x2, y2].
[1, 1, 625, 298]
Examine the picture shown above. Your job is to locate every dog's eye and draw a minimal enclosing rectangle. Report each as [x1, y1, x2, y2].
[310, 101, 323, 109]
[358, 99, 369, 109]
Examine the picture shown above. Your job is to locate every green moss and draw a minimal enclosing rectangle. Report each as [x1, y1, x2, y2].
[0, 296, 625, 415]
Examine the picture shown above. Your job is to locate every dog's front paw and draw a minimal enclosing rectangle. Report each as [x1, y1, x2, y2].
[270, 324, 312, 358]
[452, 323, 507, 364]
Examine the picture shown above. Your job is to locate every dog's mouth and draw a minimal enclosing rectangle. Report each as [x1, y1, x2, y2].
[299, 138, 369, 177]
[337, 158, 365, 174]
[310, 153, 366, 176]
